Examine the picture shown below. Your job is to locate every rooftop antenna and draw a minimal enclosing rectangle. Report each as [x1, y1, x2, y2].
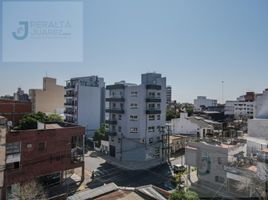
[221, 80, 224, 104]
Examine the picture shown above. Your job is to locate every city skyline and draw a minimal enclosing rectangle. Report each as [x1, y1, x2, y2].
[1, 0, 268, 103]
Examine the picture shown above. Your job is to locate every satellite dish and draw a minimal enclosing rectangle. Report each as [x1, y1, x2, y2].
[7, 121, 13, 127]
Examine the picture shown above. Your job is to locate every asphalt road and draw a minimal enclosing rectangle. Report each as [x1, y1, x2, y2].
[84, 151, 184, 190]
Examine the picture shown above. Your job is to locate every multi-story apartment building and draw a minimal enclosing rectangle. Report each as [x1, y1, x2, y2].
[64, 76, 105, 137]
[225, 101, 254, 119]
[166, 86, 172, 105]
[0, 116, 85, 200]
[0, 99, 32, 126]
[224, 92, 255, 119]
[13, 88, 29, 102]
[106, 73, 167, 164]
[29, 77, 65, 114]
[194, 96, 217, 111]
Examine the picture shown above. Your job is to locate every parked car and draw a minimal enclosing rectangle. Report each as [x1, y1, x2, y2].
[173, 164, 186, 173]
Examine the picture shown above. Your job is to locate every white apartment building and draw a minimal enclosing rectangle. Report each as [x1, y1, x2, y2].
[224, 92, 255, 119]
[194, 96, 217, 111]
[170, 113, 215, 138]
[64, 76, 105, 137]
[106, 73, 167, 164]
[225, 101, 254, 119]
[246, 89, 268, 158]
[255, 89, 268, 119]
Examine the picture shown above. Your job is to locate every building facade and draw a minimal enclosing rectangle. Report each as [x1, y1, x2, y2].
[185, 139, 247, 196]
[170, 113, 215, 138]
[0, 99, 32, 126]
[166, 86, 172, 105]
[255, 89, 268, 119]
[194, 96, 217, 111]
[225, 101, 254, 119]
[0, 117, 85, 200]
[29, 77, 65, 114]
[106, 73, 167, 164]
[224, 92, 255, 119]
[64, 76, 105, 137]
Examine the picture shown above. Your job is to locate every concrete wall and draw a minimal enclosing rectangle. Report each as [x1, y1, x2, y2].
[171, 113, 199, 135]
[255, 89, 268, 119]
[30, 77, 64, 114]
[77, 86, 102, 137]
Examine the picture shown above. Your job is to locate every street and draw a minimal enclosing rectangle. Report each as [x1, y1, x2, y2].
[83, 151, 186, 190]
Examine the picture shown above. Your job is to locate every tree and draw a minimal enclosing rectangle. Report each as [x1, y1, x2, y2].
[15, 112, 63, 130]
[169, 190, 199, 200]
[11, 181, 47, 200]
[93, 123, 108, 147]
[47, 113, 64, 122]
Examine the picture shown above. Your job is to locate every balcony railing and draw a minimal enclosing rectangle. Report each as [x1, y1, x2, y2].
[146, 84, 161, 90]
[146, 108, 161, 114]
[106, 108, 124, 114]
[64, 93, 75, 97]
[106, 84, 125, 90]
[106, 97, 125, 102]
[146, 97, 161, 102]
[105, 120, 117, 125]
[64, 85, 75, 90]
[64, 102, 76, 106]
[64, 110, 75, 115]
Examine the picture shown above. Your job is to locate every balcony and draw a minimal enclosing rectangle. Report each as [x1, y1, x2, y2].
[146, 84, 161, 90]
[64, 110, 75, 115]
[146, 97, 161, 102]
[108, 131, 117, 136]
[64, 102, 77, 107]
[106, 97, 125, 102]
[64, 85, 75, 90]
[106, 84, 125, 90]
[106, 108, 124, 114]
[146, 108, 161, 114]
[64, 93, 75, 97]
[105, 120, 117, 125]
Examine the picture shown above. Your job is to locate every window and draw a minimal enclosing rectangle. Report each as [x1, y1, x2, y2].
[130, 128, 138, 133]
[118, 126, 122, 132]
[157, 115, 161, 120]
[38, 142, 45, 151]
[118, 138, 121, 143]
[26, 144, 32, 149]
[148, 126, 155, 132]
[131, 91, 138, 97]
[149, 138, 153, 144]
[148, 115, 155, 121]
[130, 103, 138, 109]
[130, 115, 138, 121]
[118, 115, 122, 120]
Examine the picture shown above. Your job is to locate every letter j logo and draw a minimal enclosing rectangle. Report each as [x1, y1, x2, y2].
[12, 21, 28, 40]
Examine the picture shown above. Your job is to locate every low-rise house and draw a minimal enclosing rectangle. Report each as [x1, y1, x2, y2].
[0, 116, 85, 200]
[185, 138, 248, 198]
[0, 99, 32, 126]
[169, 135, 188, 155]
[170, 113, 218, 138]
[67, 182, 171, 200]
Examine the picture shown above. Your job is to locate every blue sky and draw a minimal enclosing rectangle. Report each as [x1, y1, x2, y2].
[0, 0, 268, 103]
